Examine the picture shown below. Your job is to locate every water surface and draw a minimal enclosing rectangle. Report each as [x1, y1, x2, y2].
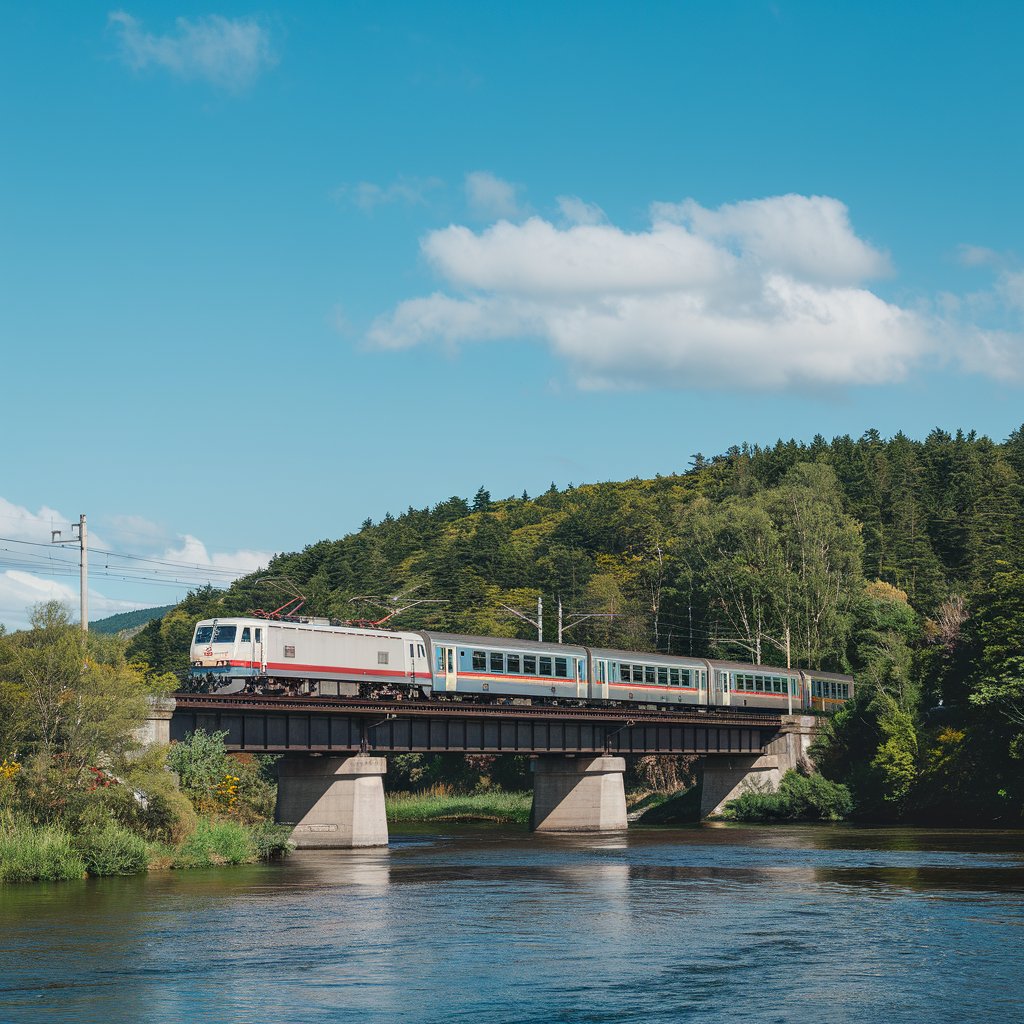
[2, 823, 1022, 1023]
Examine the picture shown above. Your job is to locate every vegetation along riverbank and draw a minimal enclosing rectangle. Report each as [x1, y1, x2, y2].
[0, 607, 291, 884]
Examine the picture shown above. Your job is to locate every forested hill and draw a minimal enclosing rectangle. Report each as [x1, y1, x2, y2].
[91, 605, 175, 635]
[133, 426, 1024, 675]
[130, 426, 1024, 823]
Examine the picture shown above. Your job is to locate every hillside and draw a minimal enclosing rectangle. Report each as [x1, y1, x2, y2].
[128, 426, 1024, 823]
[90, 605, 176, 635]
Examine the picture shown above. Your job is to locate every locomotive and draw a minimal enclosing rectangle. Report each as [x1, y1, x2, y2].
[189, 616, 853, 712]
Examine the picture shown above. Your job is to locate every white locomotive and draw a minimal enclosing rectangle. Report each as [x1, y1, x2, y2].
[190, 616, 853, 712]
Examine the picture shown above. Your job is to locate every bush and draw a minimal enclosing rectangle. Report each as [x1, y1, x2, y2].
[721, 770, 854, 822]
[173, 819, 253, 869]
[248, 822, 293, 860]
[0, 819, 86, 883]
[167, 730, 231, 801]
[74, 822, 149, 877]
[385, 788, 532, 824]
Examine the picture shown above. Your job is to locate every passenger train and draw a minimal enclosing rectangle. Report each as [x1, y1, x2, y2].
[189, 617, 853, 713]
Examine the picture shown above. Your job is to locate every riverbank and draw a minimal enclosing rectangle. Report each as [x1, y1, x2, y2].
[386, 788, 532, 824]
[0, 816, 292, 884]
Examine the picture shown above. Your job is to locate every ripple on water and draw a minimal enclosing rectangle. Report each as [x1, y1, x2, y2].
[1, 824, 1023, 1024]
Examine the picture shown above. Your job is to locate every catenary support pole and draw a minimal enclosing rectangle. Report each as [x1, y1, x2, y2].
[79, 514, 88, 633]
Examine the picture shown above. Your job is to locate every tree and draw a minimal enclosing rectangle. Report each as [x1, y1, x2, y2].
[0, 602, 172, 819]
[679, 463, 863, 668]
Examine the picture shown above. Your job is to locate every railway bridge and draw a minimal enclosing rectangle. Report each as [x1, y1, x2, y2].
[147, 695, 822, 848]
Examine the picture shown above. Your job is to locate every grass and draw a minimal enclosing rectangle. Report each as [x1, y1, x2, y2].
[0, 821, 87, 883]
[75, 822, 149, 877]
[386, 786, 532, 824]
[0, 816, 292, 884]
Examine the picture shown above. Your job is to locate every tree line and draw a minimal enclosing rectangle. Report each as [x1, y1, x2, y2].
[129, 425, 1024, 823]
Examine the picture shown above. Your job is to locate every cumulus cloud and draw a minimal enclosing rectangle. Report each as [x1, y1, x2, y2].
[368, 192, 938, 391]
[333, 176, 444, 212]
[162, 535, 271, 575]
[465, 171, 526, 221]
[108, 11, 276, 91]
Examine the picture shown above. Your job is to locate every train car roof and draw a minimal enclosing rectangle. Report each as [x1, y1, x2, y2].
[588, 647, 707, 665]
[709, 658, 853, 681]
[422, 631, 587, 655]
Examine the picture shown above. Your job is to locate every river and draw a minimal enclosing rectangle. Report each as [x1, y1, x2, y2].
[2, 823, 1023, 1023]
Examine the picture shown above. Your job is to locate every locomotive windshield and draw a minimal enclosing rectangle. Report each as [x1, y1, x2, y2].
[194, 625, 236, 645]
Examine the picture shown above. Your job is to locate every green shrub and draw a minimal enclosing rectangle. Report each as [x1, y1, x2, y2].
[385, 789, 531, 824]
[74, 822, 149, 877]
[721, 770, 854, 822]
[0, 820, 86, 883]
[167, 730, 231, 802]
[173, 819, 253, 869]
[248, 822, 293, 860]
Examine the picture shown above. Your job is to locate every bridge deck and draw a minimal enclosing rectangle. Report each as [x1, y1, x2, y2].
[171, 694, 782, 756]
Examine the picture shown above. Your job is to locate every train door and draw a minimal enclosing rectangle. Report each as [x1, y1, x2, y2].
[594, 659, 610, 701]
[253, 626, 265, 674]
[716, 669, 731, 706]
[439, 644, 457, 692]
[576, 658, 588, 699]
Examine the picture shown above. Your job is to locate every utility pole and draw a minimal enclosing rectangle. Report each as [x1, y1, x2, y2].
[499, 595, 543, 642]
[785, 625, 792, 714]
[51, 513, 87, 632]
[557, 596, 563, 644]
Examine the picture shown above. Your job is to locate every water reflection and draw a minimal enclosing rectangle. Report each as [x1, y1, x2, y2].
[2, 823, 1023, 1024]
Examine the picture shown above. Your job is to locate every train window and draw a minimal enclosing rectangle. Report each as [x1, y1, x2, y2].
[378, 651, 390, 665]
[241, 628, 251, 642]
[680, 669, 691, 687]
[194, 626, 214, 644]
[669, 668, 679, 686]
[507, 654, 520, 674]
[554, 657, 568, 678]
[524, 655, 537, 674]
[418, 644, 425, 657]
[658, 667, 668, 685]
[841, 684, 849, 698]
[620, 663, 631, 681]
[472, 651, 486, 671]
[644, 666, 655, 684]
[212, 625, 236, 644]
[437, 650, 445, 671]
[409, 643, 415, 657]
[539, 656, 552, 676]
[255, 628, 262, 642]
[490, 652, 505, 673]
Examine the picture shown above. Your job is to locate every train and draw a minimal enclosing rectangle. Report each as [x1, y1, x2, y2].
[189, 616, 853, 713]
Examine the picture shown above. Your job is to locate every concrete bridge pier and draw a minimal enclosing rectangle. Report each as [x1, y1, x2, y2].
[530, 755, 628, 832]
[698, 715, 821, 818]
[275, 755, 389, 848]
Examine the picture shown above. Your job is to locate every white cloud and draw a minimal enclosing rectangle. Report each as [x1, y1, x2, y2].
[465, 171, 526, 220]
[108, 11, 276, 91]
[0, 572, 147, 632]
[162, 535, 271, 575]
[653, 194, 891, 283]
[0, 495, 274, 631]
[368, 192, 938, 391]
[333, 176, 444, 212]
[556, 195, 606, 226]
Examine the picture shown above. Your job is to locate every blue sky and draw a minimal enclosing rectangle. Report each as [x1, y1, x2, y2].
[2, 1, 1023, 627]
